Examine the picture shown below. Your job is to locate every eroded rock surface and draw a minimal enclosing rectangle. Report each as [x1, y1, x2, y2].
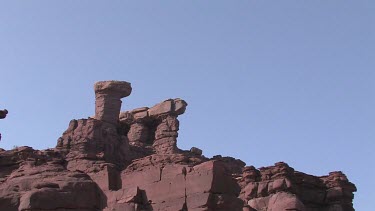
[0, 81, 356, 211]
[95, 80, 132, 125]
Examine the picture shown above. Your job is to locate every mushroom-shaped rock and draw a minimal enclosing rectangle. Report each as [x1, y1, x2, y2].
[94, 81, 132, 98]
[94, 81, 132, 124]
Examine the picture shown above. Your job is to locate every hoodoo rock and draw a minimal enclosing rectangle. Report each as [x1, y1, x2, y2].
[94, 80, 132, 124]
[0, 81, 356, 211]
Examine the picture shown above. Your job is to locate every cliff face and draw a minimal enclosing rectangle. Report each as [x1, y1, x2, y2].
[0, 81, 356, 211]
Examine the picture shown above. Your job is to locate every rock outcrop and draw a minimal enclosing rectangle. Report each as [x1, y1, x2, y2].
[119, 98, 187, 157]
[0, 109, 7, 141]
[0, 109, 7, 119]
[94, 81, 132, 125]
[0, 81, 356, 211]
[239, 163, 356, 211]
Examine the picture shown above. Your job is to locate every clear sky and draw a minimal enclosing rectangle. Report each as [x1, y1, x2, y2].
[0, 1, 374, 210]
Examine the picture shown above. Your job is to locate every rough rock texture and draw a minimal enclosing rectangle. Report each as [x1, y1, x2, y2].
[119, 98, 187, 157]
[94, 80, 132, 125]
[239, 162, 356, 211]
[0, 81, 356, 211]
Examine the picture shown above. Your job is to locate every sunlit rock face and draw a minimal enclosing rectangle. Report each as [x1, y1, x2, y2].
[0, 81, 356, 211]
[94, 80, 132, 125]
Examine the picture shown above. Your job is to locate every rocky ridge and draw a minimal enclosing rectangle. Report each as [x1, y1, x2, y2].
[0, 81, 356, 211]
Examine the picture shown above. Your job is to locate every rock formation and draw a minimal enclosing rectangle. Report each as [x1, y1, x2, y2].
[94, 81, 132, 125]
[0, 109, 7, 119]
[0, 81, 356, 211]
[0, 109, 7, 141]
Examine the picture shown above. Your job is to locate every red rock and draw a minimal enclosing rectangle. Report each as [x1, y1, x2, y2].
[190, 147, 203, 155]
[94, 80, 132, 124]
[0, 81, 356, 211]
[173, 98, 187, 115]
[242, 182, 258, 200]
[127, 123, 150, 144]
[248, 192, 305, 211]
[148, 100, 173, 117]
[186, 160, 241, 197]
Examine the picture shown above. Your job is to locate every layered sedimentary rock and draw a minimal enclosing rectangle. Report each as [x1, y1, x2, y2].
[0, 81, 356, 211]
[239, 163, 356, 211]
[119, 98, 187, 157]
[94, 80, 132, 124]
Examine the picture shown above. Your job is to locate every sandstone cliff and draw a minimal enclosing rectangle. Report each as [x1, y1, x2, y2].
[0, 81, 356, 211]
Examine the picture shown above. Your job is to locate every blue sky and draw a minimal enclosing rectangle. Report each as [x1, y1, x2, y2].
[0, 1, 374, 210]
